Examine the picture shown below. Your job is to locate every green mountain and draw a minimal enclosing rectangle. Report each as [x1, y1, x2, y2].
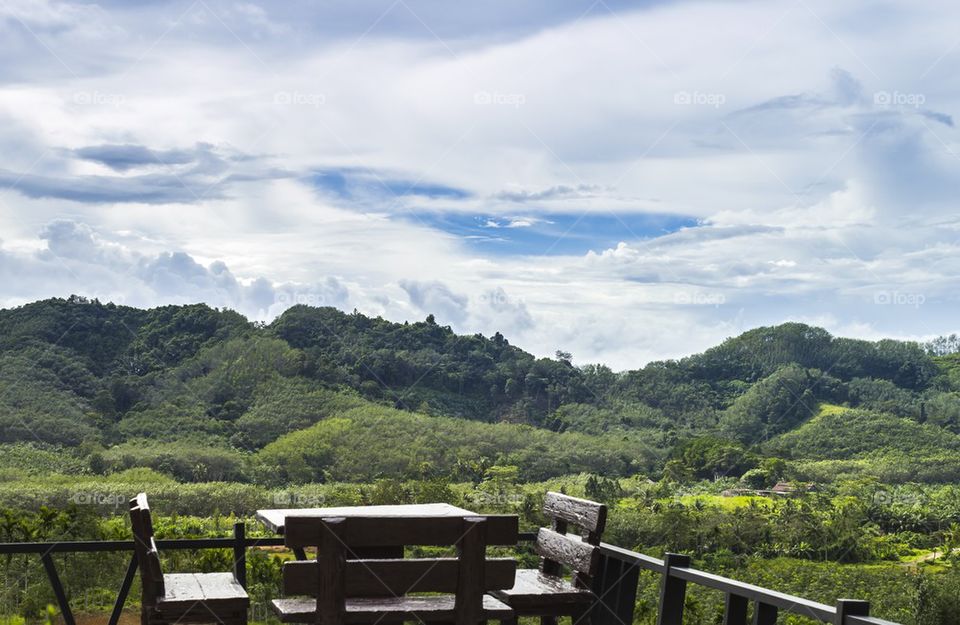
[1, 296, 958, 484]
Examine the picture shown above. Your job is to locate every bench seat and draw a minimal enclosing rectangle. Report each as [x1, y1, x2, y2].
[272, 595, 513, 623]
[157, 572, 250, 612]
[490, 569, 593, 611]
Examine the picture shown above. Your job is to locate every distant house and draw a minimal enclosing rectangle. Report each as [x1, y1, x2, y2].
[768, 481, 816, 496]
[722, 481, 816, 498]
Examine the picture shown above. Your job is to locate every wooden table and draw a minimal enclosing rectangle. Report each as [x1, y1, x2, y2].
[256, 503, 481, 560]
[256, 502, 479, 534]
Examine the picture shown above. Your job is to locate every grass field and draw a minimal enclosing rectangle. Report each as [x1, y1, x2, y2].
[815, 403, 850, 419]
[674, 494, 774, 510]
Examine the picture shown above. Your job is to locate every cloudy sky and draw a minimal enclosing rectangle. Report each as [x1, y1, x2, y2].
[1, 0, 959, 369]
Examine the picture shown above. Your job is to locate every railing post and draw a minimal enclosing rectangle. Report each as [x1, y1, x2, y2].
[753, 602, 777, 625]
[41, 553, 76, 625]
[656, 553, 690, 625]
[723, 595, 749, 625]
[836, 599, 870, 625]
[233, 521, 247, 589]
[108, 553, 139, 625]
[591, 551, 640, 625]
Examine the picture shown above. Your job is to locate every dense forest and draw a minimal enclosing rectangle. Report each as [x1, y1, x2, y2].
[3, 296, 960, 624]
[1, 296, 958, 485]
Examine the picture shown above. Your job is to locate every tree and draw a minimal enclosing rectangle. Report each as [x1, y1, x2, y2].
[720, 365, 819, 444]
[669, 436, 757, 479]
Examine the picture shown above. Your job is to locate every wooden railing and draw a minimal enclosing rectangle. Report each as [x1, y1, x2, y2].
[0, 528, 902, 625]
[589, 541, 901, 625]
[0, 522, 281, 625]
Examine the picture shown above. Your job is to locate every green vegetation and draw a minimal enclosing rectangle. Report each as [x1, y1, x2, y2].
[4, 297, 960, 624]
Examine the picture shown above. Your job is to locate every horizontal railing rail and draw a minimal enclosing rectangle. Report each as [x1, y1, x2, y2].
[0, 526, 902, 625]
[591, 541, 900, 625]
[0, 522, 282, 625]
[0, 537, 286, 554]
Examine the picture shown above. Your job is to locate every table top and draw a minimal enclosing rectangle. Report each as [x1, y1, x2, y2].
[256, 502, 478, 533]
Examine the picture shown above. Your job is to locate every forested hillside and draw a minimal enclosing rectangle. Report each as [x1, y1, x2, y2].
[1, 296, 959, 485]
[6, 297, 960, 625]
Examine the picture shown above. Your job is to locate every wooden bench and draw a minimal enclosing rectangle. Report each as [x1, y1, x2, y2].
[489, 492, 608, 625]
[129, 493, 249, 625]
[272, 514, 519, 625]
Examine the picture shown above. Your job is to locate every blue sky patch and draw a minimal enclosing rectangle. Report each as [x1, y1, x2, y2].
[409, 212, 698, 256]
[311, 168, 471, 201]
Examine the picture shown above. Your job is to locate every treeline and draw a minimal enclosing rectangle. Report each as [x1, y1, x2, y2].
[4, 297, 960, 486]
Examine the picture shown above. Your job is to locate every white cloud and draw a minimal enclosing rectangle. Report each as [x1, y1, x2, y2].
[2, 0, 960, 368]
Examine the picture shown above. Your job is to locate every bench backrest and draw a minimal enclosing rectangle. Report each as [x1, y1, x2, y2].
[537, 492, 607, 587]
[129, 493, 165, 605]
[282, 515, 518, 625]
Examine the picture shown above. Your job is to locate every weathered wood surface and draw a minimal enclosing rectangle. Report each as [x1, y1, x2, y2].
[490, 570, 592, 610]
[129, 493, 248, 625]
[590, 551, 640, 625]
[542, 492, 607, 537]
[540, 517, 568, 577]
[158, 573, 249, 608]
[276, 515, 516, 625]
[272, 595, 514, 623]
[454, 517, 486, 625]
[283, 558, 517, 596]
[496, 493, 607, 624]
[257, 503, 477, 534]
[133, 493, 149, 511]
[145, 538, 164, 589]
[129, 496, 165, 602]
[316, 517, 346, 625]
[656, 553, 690, 625]
[535, 528, 599, 574]
[284, 514, 518, 548]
